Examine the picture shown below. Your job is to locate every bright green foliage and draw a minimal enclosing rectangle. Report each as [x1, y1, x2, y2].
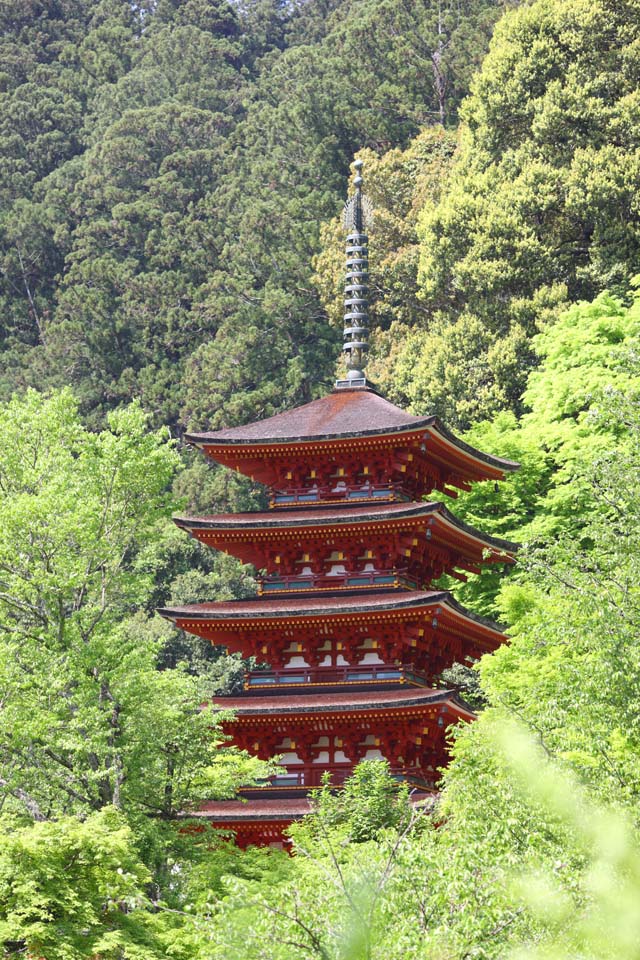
[498, 727, 640, 960]
[293, 760, 412, 845]
[0, 809, 161, 959]
[197, 755, 531, 959]
[0, 388, 274, 954]
[434, 390, 640, 956]
[201, 764, 425, 960]
[436, 321, 640, 951]
[484, 403, 640, 804]
[0, 389, 177, 644]
[438, 716, 640, 960]
[0, 389, 267, 823]
[410, 0, 640, 423]
[442, 288, 640, 617]
[522, 289, 640, 515]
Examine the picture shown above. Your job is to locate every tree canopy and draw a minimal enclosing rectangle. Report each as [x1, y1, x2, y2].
[3, 0, 640, 955]
[401, 0, 640, 425]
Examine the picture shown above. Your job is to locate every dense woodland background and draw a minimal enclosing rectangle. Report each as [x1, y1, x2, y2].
[1, 0, 640, 956]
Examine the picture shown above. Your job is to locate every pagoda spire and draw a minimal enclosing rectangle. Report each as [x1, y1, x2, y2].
[336, 158, 374, 388]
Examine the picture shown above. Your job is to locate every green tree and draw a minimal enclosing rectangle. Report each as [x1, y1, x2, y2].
[0, 0, 94, 358]
[0, 388, 272, 954]
[41, 100, 230, 424]
[0, 809, 162, 959]
[0, 389, 266, 823]
[484, 405, 640, 804]
[411, 0, 640, 422]
[498, 725, 640, 960]
[294, 760, 411, 845]
[432, 287, 640, 622]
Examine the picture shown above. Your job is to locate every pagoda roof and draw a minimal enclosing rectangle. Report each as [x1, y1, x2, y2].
[159, 588, 502, 637]
[194, 797, 312, 822]
[210, 686, 474, 719]
[187, 386, 518, 474]
[190, 791, 435, 823]
[160, 589, 506, 667]
[174, 500, 518, 555]
[188, 388, 422, 444]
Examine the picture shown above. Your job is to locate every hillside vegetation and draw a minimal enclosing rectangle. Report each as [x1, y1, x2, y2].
[1, 0, 640, 956]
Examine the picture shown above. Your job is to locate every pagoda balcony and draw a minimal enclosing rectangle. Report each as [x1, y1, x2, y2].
[259, 765, 435, 790]
[244, 664, 430, 689]
[271, 481, 410, 508]
[258, 567, 419, 594]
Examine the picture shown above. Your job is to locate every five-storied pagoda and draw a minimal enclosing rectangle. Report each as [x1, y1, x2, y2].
[160, 161, 518, 847]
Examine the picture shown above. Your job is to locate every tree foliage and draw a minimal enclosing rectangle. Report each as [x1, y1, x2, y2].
[4, 0, 640, 955]
[0, 0, 508, 433]
[404, 0, 640, 425]
[0, 809, 160, 959]
[444, 287, 640, 618]
[0, 390, 271, 956]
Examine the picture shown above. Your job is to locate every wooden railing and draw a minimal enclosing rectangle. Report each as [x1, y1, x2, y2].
[245, 664, 428, 688]
[265, 765, 433, 789]
[258, 568, 419, 593]
[271, 482, 408, 507]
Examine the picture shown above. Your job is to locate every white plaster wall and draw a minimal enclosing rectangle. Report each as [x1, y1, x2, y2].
[360, 652, 384, 665]
[285, 655, 309, 668]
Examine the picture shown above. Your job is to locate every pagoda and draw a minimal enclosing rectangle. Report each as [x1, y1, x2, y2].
[161, 161, 518, 847]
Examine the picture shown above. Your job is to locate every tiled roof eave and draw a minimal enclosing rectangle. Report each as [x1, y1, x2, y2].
[187, 417, 519, 473]
[186, 418, 436, 447]
[174, 500, 440, 530]
[173, 500, 520, 554]
[159, 589, 450, 621]
[186, 803, 311, 823]
[209, 688, 475, 718]
[158, 588, 507, 636]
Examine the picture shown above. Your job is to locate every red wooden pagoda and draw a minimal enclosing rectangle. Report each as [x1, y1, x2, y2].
[161, 161, 518, 847]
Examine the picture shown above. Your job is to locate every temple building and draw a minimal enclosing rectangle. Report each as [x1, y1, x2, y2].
[160, 161, 518, 847]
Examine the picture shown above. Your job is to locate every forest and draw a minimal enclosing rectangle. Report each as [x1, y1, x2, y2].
[1, 0, 640, 955]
